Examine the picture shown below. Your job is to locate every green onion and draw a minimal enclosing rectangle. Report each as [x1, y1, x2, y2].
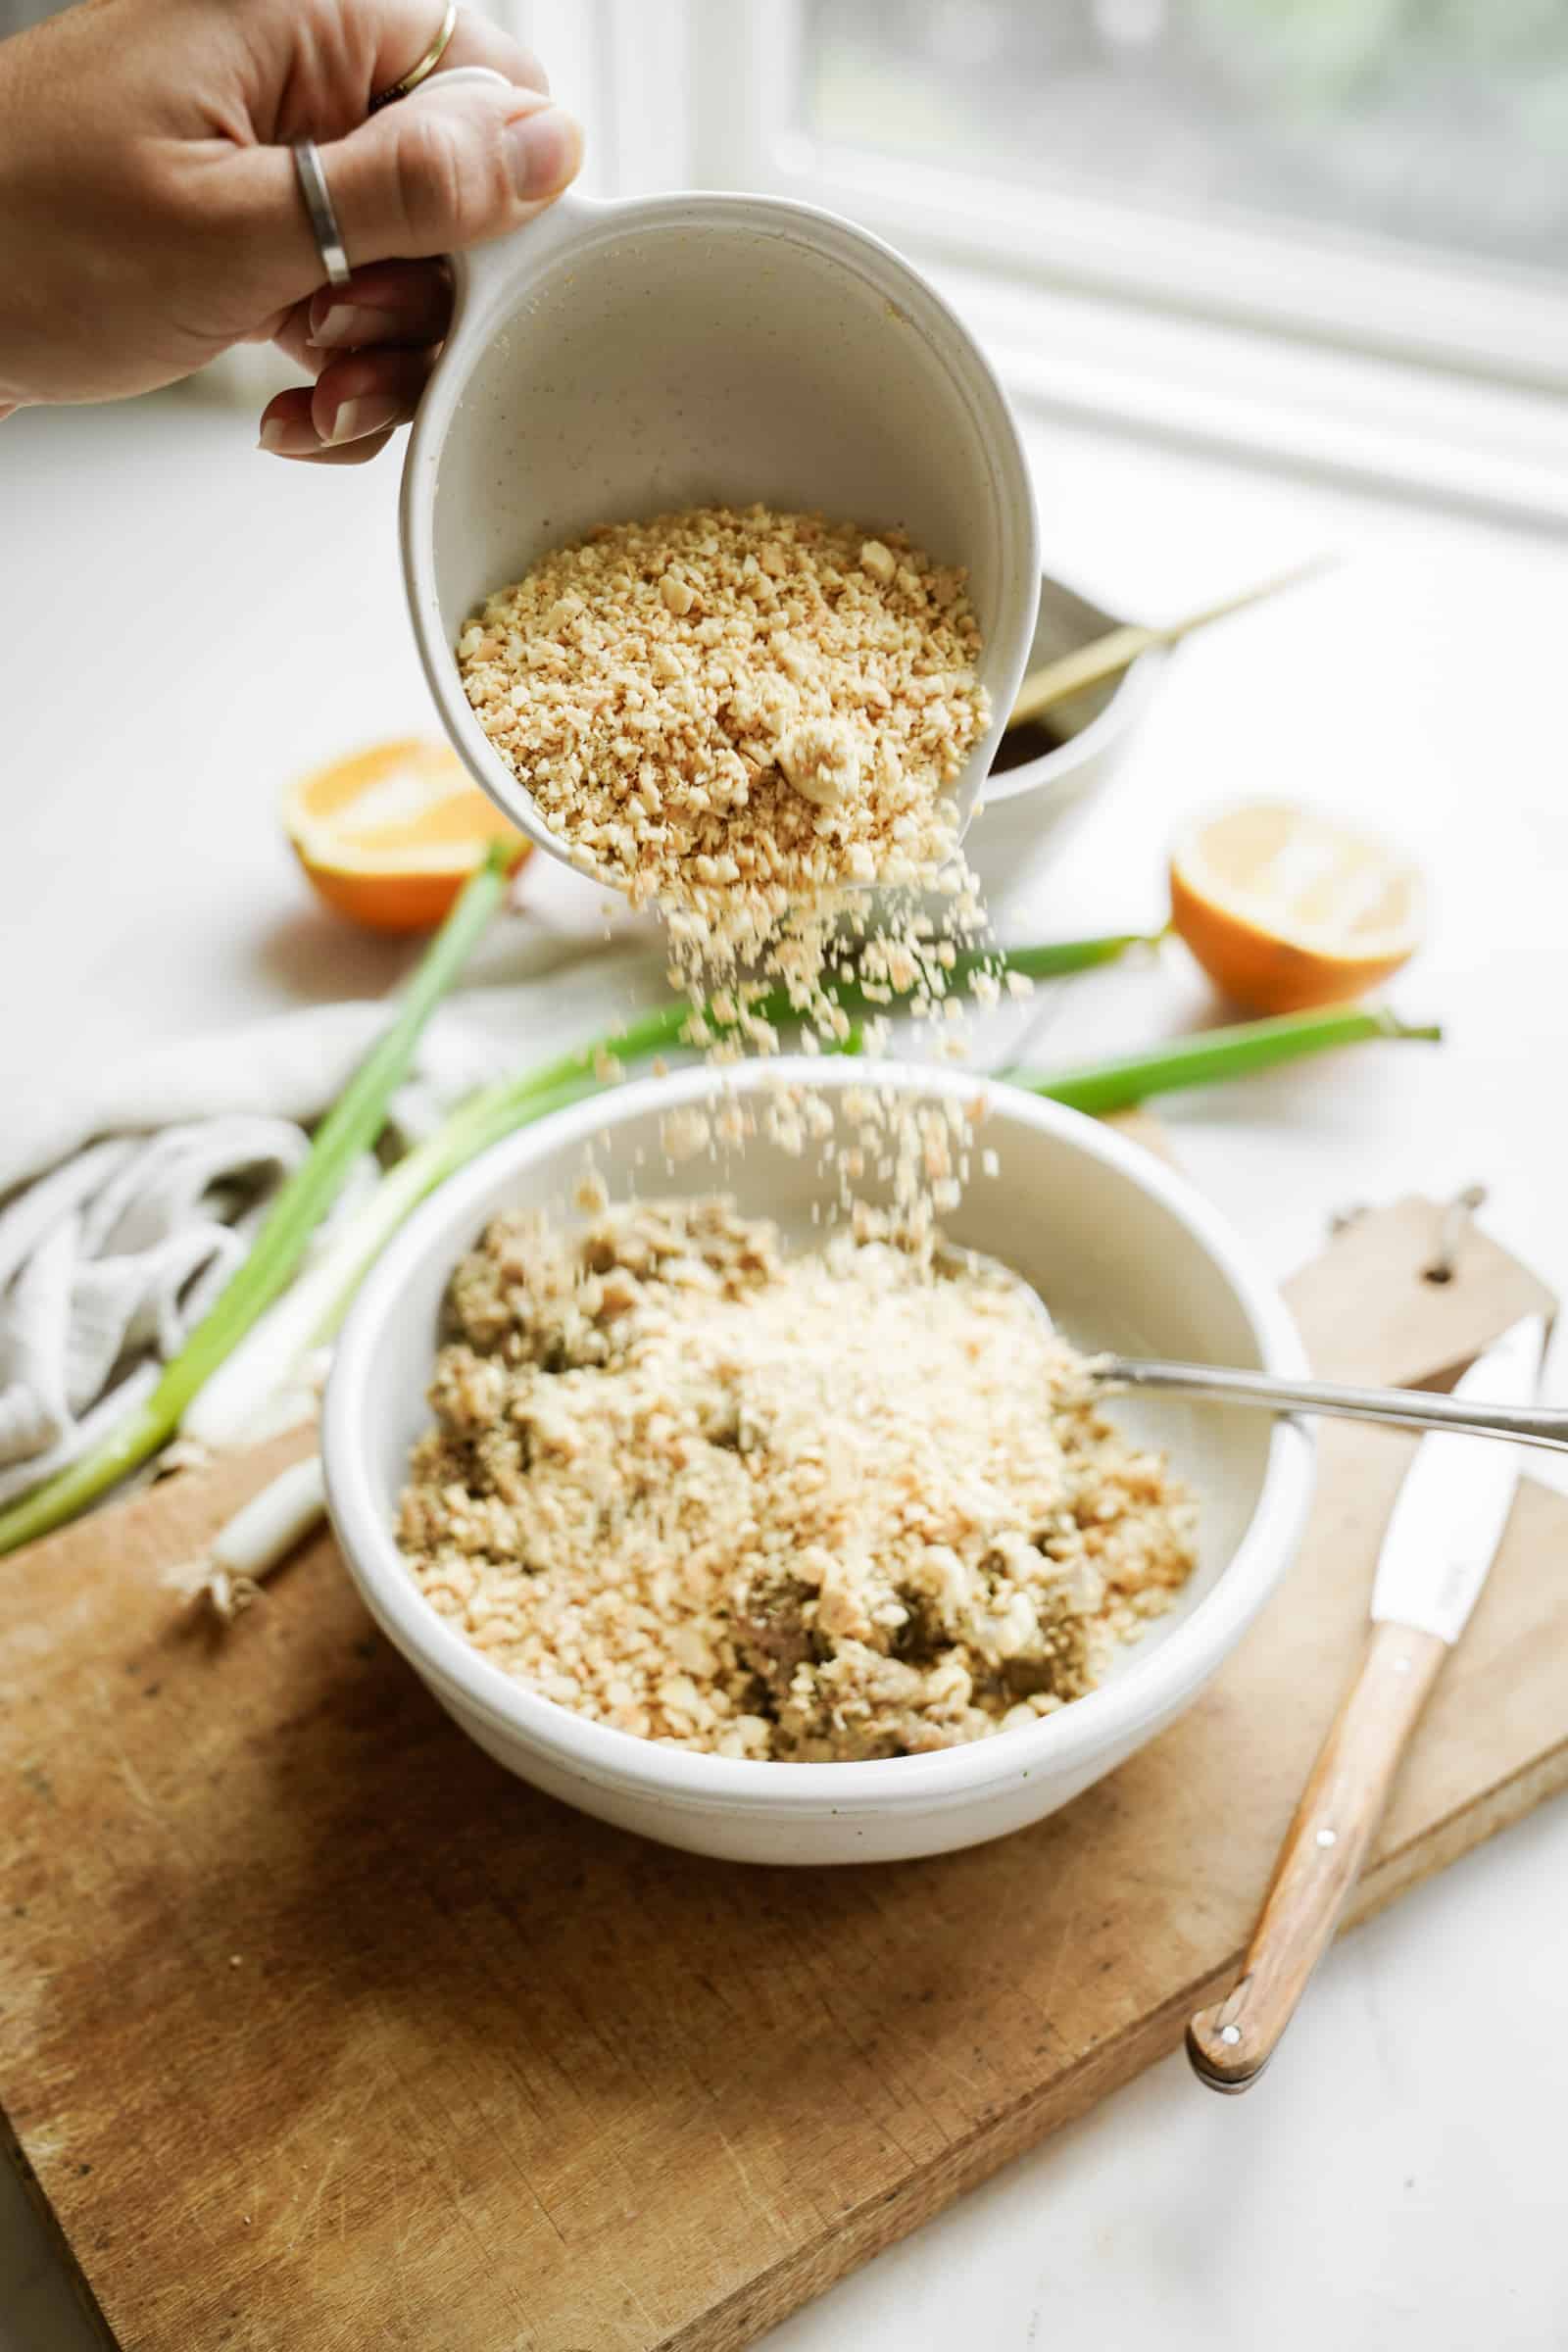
[484, 926, 1161, 1100]
[0, 846, 514, 1557]
[178, 1071, 607, 1453]
[1016, 1005, 1442, 1117]
[962, 931, 1160, 983]
[309, 1073, 601, 1344]
[821, 928, 1161, 1015]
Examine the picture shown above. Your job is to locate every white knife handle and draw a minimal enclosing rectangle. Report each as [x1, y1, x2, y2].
[1187, 1621, 1447, 2092]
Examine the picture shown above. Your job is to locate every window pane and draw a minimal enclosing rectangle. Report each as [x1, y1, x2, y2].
[802, 0, 1568, 278]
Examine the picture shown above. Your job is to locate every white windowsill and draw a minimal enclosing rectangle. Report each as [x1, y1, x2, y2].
[922, 261, 1568, 537]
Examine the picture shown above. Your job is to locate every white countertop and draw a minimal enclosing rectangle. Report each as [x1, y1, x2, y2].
[5, 391, 1567, 2350]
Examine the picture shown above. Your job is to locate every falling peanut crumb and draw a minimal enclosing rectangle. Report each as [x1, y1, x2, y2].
[662, 1107, 712, 1162]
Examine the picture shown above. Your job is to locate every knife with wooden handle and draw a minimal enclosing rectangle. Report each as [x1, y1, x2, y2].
[1188, 1313, 1546, 2093]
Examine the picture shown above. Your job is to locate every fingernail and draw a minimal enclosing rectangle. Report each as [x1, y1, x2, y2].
[309, 301, 381, 349]
[259, 416, 322, 456]
[325, 395, 403, 446]
[506, 106, 579, 199]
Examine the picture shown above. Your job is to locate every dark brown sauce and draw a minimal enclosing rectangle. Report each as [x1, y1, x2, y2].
[989, 715, 1067, 775]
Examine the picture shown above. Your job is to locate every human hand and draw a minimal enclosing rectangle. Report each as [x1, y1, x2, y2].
[0, 0, 582, 462]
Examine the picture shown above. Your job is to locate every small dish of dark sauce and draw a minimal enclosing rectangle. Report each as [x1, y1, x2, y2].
[989, 716, 1067, 776]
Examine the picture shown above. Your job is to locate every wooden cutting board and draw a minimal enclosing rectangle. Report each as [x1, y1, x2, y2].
[1, 1195, 1562, 2352]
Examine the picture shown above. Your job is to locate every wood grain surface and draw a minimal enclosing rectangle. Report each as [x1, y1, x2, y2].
[0, 1197, 1562, 2352]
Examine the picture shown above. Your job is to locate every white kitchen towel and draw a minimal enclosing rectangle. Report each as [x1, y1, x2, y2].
[0, 1118, 315, 1505]
[0, 892, 670, 1501]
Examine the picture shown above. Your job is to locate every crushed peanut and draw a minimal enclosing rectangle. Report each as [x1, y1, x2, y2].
[456, 504, 989, 966]
[399, 1201, 1198, 1763]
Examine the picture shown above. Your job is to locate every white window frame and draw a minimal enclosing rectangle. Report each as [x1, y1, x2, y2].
[679, 1, 1568, 392]
[496, 0, 694, 194]
[496, 0, 1568, 531]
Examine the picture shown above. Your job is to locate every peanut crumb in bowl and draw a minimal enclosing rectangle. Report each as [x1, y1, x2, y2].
[397, 1200, 1197, 1763]
[456, 503, 990, 967]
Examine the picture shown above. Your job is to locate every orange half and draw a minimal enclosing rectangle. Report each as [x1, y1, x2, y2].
[283, 740, 526, 934]
[1170, 801, 1422, 1014]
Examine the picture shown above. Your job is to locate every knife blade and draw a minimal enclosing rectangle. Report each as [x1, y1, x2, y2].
[1188, 1312, 1547, 2093]
[1372, 1314, 1546, 1643]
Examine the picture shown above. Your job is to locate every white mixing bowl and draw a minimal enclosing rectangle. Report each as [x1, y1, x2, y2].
[323, 1062, 1313, 1865]
[399, 99, 1039, 882]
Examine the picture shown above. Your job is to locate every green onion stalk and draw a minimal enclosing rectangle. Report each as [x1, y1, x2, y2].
[1017, 1005, 1442, 1115]
[0, 845, 518, 1557]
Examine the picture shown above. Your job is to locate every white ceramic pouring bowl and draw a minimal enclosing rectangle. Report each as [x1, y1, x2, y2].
[323, 1061, 1315, 1866]
[399, 108, 1040, 881]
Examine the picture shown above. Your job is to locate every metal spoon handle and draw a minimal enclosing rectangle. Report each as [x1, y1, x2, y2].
[1104, 1358, 1568, 1452]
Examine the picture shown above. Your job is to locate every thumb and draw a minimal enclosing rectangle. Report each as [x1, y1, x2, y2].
[260, 79, 583, 302]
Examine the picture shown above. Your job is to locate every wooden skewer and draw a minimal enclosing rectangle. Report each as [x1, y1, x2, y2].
[1005, 555, 1335, 732]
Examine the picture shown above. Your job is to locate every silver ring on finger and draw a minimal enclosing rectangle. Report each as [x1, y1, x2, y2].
[292, 137, 352, 290]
